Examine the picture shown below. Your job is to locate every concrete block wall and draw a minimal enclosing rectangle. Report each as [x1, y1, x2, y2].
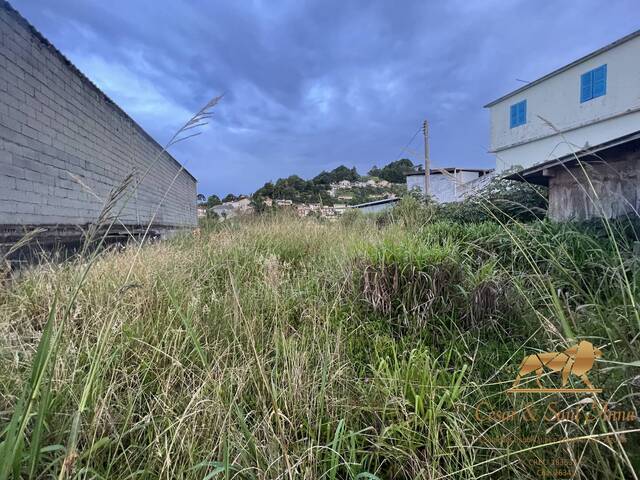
[0, 2, 197, 231]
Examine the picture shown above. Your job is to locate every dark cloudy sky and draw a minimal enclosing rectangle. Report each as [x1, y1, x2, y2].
[14, 1, 638, 196]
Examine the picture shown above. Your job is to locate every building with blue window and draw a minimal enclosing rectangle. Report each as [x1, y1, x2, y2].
[485, 29, 640, 221]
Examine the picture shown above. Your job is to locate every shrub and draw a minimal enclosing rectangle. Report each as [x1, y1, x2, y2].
[338, 207, 365, 228]
[436, 177, 548, 224]
[356, 235, 516, 335]
[359, 238, 463, 318]
[372, 194, 434, 229]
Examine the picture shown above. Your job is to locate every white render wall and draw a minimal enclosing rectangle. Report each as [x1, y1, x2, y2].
[406, 174, 424, 193]
[430, 173, 459, 203]
[0, 3, 197, 228]
[488, 34, 640, 173]
[406, 171, 486, 203]
[494, 111, 640, 172]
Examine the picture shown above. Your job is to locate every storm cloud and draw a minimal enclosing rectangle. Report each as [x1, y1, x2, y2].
[14, 0, 638, 195]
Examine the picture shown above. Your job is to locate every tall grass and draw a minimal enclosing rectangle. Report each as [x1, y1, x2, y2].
[1, 102, 640, 477]
[1, 206, 639, 478]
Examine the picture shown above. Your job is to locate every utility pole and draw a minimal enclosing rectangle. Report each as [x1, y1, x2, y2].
[422, 120, 430, 200]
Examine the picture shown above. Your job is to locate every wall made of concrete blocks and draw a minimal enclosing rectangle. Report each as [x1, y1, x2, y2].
[0, 2, 197, 231]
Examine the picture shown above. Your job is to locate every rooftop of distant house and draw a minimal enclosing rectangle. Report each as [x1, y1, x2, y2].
[350, 197, 401, 208]
[484, 28, 640, 108]
[405, 168, 494, 177]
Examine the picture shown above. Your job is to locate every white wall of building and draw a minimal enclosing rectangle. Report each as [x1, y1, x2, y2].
[488, 34, 640, 173]
[495, 111, 640, 172]
[406, 174, 424, 193]
[430, 173, 459, 203]
[406, 171, 488, 203]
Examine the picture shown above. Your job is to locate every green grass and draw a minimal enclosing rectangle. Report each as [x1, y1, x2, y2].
[1, 206, 639, 479]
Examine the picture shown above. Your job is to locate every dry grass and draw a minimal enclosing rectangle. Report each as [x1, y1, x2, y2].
[0, 209, 639, 479]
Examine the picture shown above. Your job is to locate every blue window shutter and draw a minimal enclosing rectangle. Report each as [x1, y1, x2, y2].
[580, 71, 593, 102]
[510, 100, 527, 128]
[593, 64, 607, 98]
[581, 65, 607, 102]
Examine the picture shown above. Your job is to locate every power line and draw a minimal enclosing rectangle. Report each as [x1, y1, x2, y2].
[395, 124, 423, 161]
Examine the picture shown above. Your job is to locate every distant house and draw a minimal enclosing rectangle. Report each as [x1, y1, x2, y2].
[210, 197, 253, 220]
[406, 168, 494, 203]
[296, 204, 319, 217]
[197, 206, 207, 218]
[296, 205, 308, 217]
[333, 204, 347, 215]
[210, 203, 235, 219]
[229, 198, 252, 211]
[485, 29, 640, 221]
[295, 203, 345, 218]
[210, 203, 237, 219]
[320, 206, 336, 217]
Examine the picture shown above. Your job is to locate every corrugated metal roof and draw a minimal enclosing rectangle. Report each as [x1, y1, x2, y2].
[405, 168, 494, 176]
[350, 198, 401, 208]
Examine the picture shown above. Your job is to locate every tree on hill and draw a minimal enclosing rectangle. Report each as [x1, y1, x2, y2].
[255, 181, 275, 198]
[206, 194, 222, 208]
[251, 159, 414, 205]
[312, 165, 359, 185]
[254, 175, 333, 205]
[222, 193, 240, 203]
[368, 159, 417, 183]
[250, 195, 270, 214]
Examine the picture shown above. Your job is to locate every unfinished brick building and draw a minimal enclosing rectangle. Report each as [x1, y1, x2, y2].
[0, 1, 197, 253]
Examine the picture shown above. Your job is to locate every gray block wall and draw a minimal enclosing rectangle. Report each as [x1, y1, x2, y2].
[0, 2, 197, 231]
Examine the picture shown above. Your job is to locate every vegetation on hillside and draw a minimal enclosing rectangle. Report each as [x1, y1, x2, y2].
[368, 158, 420, 183]
[312, 165, 360, 185]
[1, 195, 639, 478]
[204, 194, 222, 208]
[254, 175, 334, 205]
[249, 159, 420, 206]
[334, 184, 407, 205]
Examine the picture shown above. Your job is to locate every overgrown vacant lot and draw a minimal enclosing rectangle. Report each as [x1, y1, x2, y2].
[1, 201, 639, 479]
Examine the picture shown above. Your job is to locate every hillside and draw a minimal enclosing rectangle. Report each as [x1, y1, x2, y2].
[215, 159, 420, 207]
